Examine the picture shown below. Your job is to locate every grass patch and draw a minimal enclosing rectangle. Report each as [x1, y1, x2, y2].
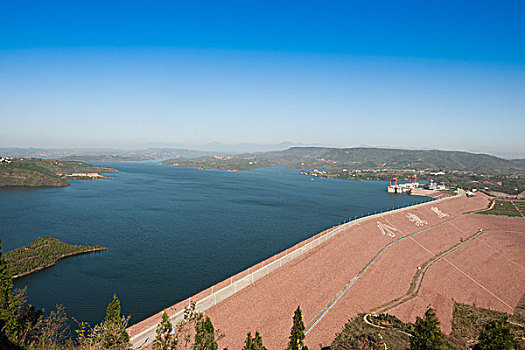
[439, 189, 458, 196]
[478, 199, 525, 217]
[451, 302, 508, 340]
[451, 300, 525, 347]
[330, 313, 412, 350]
[513, 201, 525, 216]
[330, 297, 525, 350]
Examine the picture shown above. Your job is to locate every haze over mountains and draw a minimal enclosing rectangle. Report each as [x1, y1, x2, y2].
[4, 145, 523, 194]
[2, 142, 524, 161]
[0, 142, 304, 159]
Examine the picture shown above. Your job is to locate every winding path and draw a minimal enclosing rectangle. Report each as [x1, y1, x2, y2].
[305, 201, 470, 335]
[305, 195, 524, 336]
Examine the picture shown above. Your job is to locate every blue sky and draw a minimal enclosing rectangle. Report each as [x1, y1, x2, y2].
[1, 1, 524, 157]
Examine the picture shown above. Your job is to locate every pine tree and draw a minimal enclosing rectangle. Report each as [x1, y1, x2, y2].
[0, 241, 22, 342]
[474, 316, 519, 350]
[242, 331, 266, 350]
[410, 308, 445, 350]
[286, 306, 309, 350]
[193, 314, 221, 350]
[153, 312, 177, 350]
[243, 332, 253, 350]
[102, 294, 131, 349]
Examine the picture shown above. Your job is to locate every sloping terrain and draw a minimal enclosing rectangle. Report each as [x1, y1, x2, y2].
[163, 147, 525, 174]
[129, 192, 524, 349]
[0, 158, 117, 187]
[512, 159, 525, 168]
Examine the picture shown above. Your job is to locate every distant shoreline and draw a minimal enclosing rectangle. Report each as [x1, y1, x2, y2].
[0, 158, 118, 189]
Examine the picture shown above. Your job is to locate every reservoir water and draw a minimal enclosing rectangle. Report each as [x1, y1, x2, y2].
[0, 162, 430, 327]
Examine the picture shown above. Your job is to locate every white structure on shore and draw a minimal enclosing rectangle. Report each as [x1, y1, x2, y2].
[387, 176, 420, 194]
[429, 180, 447, 190]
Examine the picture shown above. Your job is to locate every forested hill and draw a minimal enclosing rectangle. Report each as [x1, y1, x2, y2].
[0, 158, 117, 187]
[512, 159, 525, 168]
[163, 147, 525, 175]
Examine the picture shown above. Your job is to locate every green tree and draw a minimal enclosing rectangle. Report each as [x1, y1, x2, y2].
[153, 312, 177, 350]
[0, 241, 22, 342]
[193, 314, 223, 350]
[102, 294, 131, 349]
[242, 331, 267, 350]
[286, 306, 309, 350]
[474, 316, 519, 350]
[410, 308, 445, 350]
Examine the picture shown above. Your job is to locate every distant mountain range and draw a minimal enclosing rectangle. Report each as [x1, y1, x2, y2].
[2, 146, 524, 175]
[192, 141, 306, 153]
[0, 142, 304, 160]
[0, 147, 211, 161]
[163, 147, 525, 175]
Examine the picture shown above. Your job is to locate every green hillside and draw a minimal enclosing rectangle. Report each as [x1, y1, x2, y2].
[3, 236, 106, 278]
[0, 158, 117, 188]
[163, 147, 524, 174]
[512, 159, 525, 167]
[162, 147, 525, 195]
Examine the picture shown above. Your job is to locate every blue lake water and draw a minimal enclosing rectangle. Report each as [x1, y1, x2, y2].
[0, 162, 430, 327]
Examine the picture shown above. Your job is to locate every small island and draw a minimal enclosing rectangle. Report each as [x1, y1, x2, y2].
[0, 157, 118, 188]
[3, 236, 107, 278]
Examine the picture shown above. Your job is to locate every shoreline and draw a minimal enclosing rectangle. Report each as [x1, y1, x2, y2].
[12, 246, 107, 279]
[0, 184, 69, 189]
[0, 173, 115, 190]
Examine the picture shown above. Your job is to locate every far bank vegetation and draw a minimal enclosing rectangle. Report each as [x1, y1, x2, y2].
[0, 158, 117, 188]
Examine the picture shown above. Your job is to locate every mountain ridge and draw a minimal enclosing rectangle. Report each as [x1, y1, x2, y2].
[163, 146, 525, 175]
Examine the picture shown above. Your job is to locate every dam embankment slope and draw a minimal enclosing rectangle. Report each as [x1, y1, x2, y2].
[128, 191, 525, 349]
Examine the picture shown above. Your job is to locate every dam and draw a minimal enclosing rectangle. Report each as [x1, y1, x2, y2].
[127, 190, 469, 348]
[128, 189, 525, 349]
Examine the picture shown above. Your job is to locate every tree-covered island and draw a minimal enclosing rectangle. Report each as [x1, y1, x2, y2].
[3, 236, 106, 278]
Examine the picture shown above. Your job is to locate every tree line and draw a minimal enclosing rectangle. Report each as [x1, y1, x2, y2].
[1, 241, 520, 349]
[1, 240, 309, 350]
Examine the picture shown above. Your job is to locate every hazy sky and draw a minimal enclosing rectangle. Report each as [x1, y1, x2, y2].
[1, 1, 524, 157]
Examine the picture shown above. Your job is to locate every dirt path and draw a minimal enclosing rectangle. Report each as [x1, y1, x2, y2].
[304, 211, 472, 335]
[366, 223, 524, 315]
[369, 228, 485, 315]
[361, 227, 524, 347]
[362, 313, 412, 337]
[305, 201, 523, 336]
